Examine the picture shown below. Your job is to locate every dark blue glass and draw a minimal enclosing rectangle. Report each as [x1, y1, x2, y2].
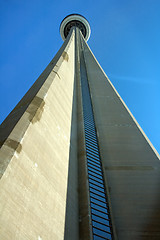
[91, 197, 107, 208]
[88, 170, 103, 180]
[89, 179, 104, 188]
[93, 221, 111, 233]
[93, 228, 112, 240]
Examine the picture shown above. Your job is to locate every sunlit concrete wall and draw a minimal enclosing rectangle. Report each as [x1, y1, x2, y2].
[0, 30, 77, 240]
[82, 35, 160, 240]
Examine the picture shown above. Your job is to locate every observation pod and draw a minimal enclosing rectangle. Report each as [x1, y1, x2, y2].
[60, 14, 91, 41]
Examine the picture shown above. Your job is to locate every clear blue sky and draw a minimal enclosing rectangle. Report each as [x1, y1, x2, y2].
[0, 0, 160, 154]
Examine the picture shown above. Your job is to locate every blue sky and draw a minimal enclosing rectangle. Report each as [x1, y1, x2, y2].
[0, 0, 160, 154]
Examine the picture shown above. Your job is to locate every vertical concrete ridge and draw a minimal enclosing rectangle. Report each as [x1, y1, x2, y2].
[0, 29, 75, 240]
[80, 32, 117, 240]
[64, 72, 79, 240]
[75, 29, 92, 240]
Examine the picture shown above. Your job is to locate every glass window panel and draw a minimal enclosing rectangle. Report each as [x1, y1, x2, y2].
[87, 151, 100, 158]
[89, 183, 105, 192]
[85, 130, 95, 136]
[88, 157, 101, 165]
[85, 127, 95, 132]
[93, 227, 112, 239]
[85, 133, 95, 138]
[88, 163, 101, 172]
[87, 149, 99, 157]
[88, 174, 103, 184]
[85, 118, 93, 122]
[85, 121, 94, 125]
[88, 166, 103, 176]
[86, 145, 99, 153]
[84, 111, 92, 116]
[93, 235, 108, 240]
[87, 145, 99, 152]
[86, 139, 97, 145]
[89, 179, 104, 188]
[87, 152, 100, 158]
[85, 119, 94, 126]
[86, 147, 99, 154]
[88, 161, 101, 170]
[87, 155, 100, 162]
[90, 197, 107, 208]
[85, 136, 97, 144]
[88, 169, 102, 178]
[91, 209, 109, 220]
[88, 172, 103, 180]
[91, 203, 108, 214]
[90, 192, 106, 203]
[85, 135, 96, 141]
[85, 131, 96, 137]
[86, 142, 98, 150]
[85, 128, 96, 134]
[85, 120, 94, 125]
[92, 214, 110, 226]
[92, 221, 111, 233]
[89, 187, 105, 198]
[86, 140, 98, 147]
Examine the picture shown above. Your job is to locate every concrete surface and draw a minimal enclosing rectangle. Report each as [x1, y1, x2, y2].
[82, 32, 160, 240]
[0, 30, 75, 240]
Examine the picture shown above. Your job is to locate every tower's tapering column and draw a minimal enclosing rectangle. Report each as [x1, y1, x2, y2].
[0, 27, 75, 239]
[1, 13, 160, 240]
[60, 13, 160, 240]
[61, 14, 114, 240]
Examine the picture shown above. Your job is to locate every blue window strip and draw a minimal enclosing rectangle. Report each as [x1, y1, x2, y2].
[80, 48, 112, 239]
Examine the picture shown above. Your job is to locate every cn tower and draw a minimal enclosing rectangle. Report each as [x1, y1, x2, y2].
[0, 14, 160, 240]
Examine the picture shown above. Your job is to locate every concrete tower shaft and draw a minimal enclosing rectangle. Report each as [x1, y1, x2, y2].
[0, 29, 76, 240]
[0, 14, 160, 240]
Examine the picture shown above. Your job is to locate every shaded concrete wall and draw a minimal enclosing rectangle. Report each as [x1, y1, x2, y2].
[64, 74, 79, 240]
[81, 33, 160, 240]
[75, 29, 92, 240]
[64, 28, 92, 240]
[0, 30, 76, 240]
